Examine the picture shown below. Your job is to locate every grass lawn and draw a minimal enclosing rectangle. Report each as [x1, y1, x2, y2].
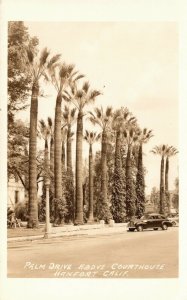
[7, 226, 45, 238]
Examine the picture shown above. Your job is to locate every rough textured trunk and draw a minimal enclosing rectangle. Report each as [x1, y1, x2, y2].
[50, 137, 54, 175]
[125, 145, 136, 218]
[28, 83, 39, 228]
[87, 144, 94, 223]
[101, 130, 108, 204]
[54, 94, 62, 199]
[160, 155, 165, 214]
[75, 110, 84, 225]
[136, 143, 145, 217]
[67, 124, 73, 175]
[165, 156, 170, 213]
[61, 141, 65, 171]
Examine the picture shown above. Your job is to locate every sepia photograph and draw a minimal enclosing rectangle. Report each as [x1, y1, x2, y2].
[7, 21, 179, 279]
[1, 1, 187, 300]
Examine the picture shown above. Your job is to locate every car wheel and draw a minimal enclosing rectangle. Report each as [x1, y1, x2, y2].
[172, 221, 176, 226]
[162, 223, 168, 230]
[137, 225, 143, 232]
[153, 228, 158, 230]
[128, 228, 135, 232]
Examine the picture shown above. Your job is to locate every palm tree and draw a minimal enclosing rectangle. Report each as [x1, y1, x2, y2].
[165, 146, 178, 212]
[84, 130, 101, 223]
[26, 48, 60, 228]
[64, 81, 101, 225]
[89, 106, 113, 222]
[111, 107, 136, 222]
[135, 128, 153, 217]
[48, 63, 83, 205]
[151, 144, 167, 214]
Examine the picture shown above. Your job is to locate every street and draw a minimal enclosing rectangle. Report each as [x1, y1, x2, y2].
[7, 227, 178, 278]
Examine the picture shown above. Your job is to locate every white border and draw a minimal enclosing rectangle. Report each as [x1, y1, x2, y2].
[1, 1, 187, 299]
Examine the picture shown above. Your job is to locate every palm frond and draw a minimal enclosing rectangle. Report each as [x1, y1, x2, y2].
[76, 90, 84, 98]
[71, 108, 76, 118]
[62, 94, 71, 102]
[106, 106, 113, 117]
[39, 47, 50, 66]
[47, 117, 53, 128]
[90, 90, 101, 101]
[94, 107, 102, 119]
[82, 81, 90, 93]
[47, 54, 61, 69]
[74, 74, 85, 82]
[67, 64, 75, 75]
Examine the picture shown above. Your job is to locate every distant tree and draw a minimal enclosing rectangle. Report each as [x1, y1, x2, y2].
[171, 177, 179, 211]
[150, 187, 160, 212]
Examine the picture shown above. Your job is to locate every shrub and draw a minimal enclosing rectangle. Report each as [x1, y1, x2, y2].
[14, 200, 28, 221]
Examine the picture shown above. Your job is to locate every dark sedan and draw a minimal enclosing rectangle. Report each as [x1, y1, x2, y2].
[127, 213, 173, 232]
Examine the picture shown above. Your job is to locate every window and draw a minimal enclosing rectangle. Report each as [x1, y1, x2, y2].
[15, 191, 19, 204]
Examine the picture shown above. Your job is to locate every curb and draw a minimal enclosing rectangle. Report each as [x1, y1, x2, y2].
[8, 224, 128, 242]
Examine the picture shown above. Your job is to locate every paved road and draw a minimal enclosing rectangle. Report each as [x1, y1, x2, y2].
[7, 227, 178, 278]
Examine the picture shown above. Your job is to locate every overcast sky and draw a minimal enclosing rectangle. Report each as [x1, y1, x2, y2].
[23, 21, 178, 194]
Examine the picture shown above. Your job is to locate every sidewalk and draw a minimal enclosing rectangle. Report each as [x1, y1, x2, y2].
[7, 222, 128, 242]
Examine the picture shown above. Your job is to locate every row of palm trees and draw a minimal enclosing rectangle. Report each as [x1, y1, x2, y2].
[151, 145, 178, 214]
[26, 47, 177, 228]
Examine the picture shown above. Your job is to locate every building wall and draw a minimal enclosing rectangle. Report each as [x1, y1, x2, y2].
[8, 177, 25, 210]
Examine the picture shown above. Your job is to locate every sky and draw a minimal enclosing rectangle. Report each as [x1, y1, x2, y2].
[23, 21, 179, 194]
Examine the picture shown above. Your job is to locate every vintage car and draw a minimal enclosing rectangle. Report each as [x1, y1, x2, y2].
[127, 213, 173, 232]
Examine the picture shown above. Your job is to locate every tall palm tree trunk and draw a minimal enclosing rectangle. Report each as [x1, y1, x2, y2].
[50, 137, 54, 175]
[61, 141, 65, 171]
[160, 156, 165, 214]
[165, 156, 170, 213]
[88, 144, 94, 223]
[75, 111, 84, 225]
[54, 94, 62, 221]
[101, 130, 108, 204]
[28, 83, 39, 228]
[67, 124, 73, 175]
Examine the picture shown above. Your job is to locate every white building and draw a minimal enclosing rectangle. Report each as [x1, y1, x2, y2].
[8, 176, 25, 210]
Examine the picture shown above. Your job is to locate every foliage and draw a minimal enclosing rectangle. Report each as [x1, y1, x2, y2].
[52, 197, 68, 225]
[150, 187, 159, 212]
[8, 119, 29, 187]
[64, 173, 75, 224]
[14, 200, 29, 221]
[135, 145, 145, 217]
[111, 166, 126, 222]
[8, 21, 38, 126]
